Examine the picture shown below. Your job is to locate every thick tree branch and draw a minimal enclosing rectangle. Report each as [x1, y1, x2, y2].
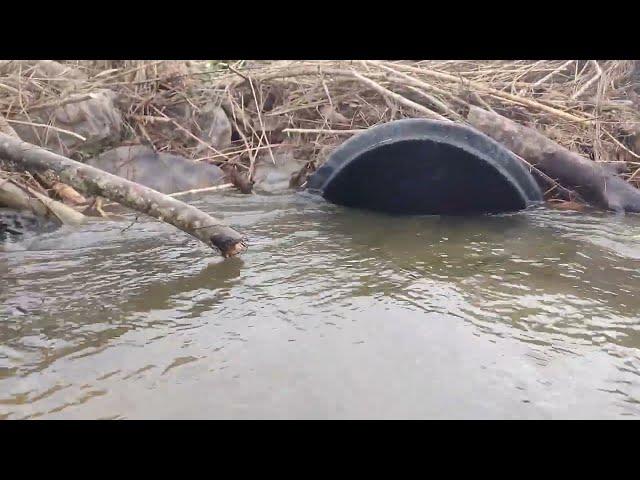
[0, 133, 247, 256]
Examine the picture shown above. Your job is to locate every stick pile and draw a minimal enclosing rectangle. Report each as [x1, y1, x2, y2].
[1, 60, 639, 196]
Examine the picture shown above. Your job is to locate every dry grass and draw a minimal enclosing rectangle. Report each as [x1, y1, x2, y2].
[1, 60, 639, 196]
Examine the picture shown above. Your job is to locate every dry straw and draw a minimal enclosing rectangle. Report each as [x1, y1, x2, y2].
[1, 60, 639, 195]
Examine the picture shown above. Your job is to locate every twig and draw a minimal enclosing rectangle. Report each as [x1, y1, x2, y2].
[383, 61, 590, 123]
[514, 152, 583, 202]
[149, 105, 233, 162]
[0, 83, 20, 95]
[405, 86, 464, 121]
[227, 87, 264, 178]
[602, 129, 640, 160]
[193, 143, 285, 162]
[471, 92, 497, 114]
[97, 60, 165, 82]
[629, 166, 640, 182]
[214, 64, 387, 87]
[283, 128, 365, 135]
[362, 61, 463, 119]
[571, 61, 603, 100]
[368, 61, 468, 108]
[350, 70, 450, 122]
[228, 65, 249, 81]
[168, 183, 234, 197]
[129, 114, 172, 123]
[28, 94, 94, 112]
[248, 77, 276, 170]
[103, 183, 235, 208]
[532, 60, 575, 87]
[4, 119, 87, 141]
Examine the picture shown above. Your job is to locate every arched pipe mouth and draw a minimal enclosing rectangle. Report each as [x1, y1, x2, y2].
[306, 119, 543, 216]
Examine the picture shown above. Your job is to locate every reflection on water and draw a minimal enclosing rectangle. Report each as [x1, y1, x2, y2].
[1, 192, 640, 419]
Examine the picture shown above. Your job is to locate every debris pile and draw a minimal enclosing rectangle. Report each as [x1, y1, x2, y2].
[1, 60, 639, 221]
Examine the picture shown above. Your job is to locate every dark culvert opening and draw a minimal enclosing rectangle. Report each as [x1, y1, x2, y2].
[322, 140, 527, 215]
[306, 119, 543, 216]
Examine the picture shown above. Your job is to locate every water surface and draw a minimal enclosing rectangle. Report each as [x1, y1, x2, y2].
[1, 192, 639, 419]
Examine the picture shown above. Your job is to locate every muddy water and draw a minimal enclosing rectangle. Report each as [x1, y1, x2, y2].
[1, 192, 640, 419]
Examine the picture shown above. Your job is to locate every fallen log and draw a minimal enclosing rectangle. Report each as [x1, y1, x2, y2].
[466, 106, 640, 213]
[0, 133, 247, 257]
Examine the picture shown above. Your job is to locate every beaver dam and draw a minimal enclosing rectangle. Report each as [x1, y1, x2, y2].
[1, 60, 640, 419]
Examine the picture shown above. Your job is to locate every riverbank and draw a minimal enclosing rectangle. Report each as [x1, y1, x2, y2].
[1, 60, 639, 223]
